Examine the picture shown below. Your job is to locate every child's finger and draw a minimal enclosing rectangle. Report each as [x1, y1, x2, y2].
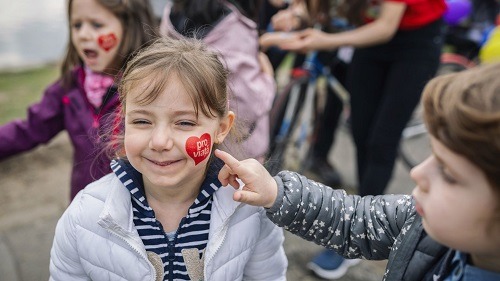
[219, 168, 240, 190]
[218, 163, 233, 185]
[215, 149, 245, 175]
[298, 28, 314, 38]
[233, 190, 263, 206]
[228, 175, 240, 190]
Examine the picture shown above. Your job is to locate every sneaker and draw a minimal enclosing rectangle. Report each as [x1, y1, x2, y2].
[307, 158, 343, 187]
[307, 249, 361, 279]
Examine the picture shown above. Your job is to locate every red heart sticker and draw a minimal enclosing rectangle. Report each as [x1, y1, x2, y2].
[98, 33, 118, 51]
[185, 133, 211, 165]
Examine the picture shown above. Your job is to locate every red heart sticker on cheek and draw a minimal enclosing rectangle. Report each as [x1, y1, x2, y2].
[185, 133, 212, 165]
[98, 33, 118, 51]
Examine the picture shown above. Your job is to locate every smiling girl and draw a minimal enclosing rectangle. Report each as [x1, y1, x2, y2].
[49, 37, 287, 281]
[215, 62, 500, 280]
[0, 0, 157, 199]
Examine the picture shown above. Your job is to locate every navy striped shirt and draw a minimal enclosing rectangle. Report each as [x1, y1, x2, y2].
[111, 159, 223, 281]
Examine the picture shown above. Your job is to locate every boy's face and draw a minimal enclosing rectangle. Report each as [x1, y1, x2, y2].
[70, 0, 123, 73]
[123, 73, 233, 194]
[411, 136, 500, 257]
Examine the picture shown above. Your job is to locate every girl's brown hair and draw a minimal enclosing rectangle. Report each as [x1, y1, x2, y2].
[422, 62, 500, 192]
[61, 0, 158, 88]
[111, 36, 232, 159]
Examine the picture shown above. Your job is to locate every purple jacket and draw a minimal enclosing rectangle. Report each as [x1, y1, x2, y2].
[0, 66, 120, 199]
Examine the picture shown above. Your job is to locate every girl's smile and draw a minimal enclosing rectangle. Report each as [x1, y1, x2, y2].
[147, 159, 182, 167]
[143, 156, 185, 174]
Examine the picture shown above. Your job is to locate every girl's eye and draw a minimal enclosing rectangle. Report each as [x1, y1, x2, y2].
[178, 120, 196, 127]
[92, 22, 104, 28]
[72, 22, 82, 29]
[131, 119, 150, 125]
[437, 164, 457, 184]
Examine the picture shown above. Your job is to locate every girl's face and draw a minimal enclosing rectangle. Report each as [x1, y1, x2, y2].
[124, 73, 234, 194]
[70, 0, 123, 73]
[411, 137, 500, 261]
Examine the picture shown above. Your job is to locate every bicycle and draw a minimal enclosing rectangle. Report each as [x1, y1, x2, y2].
[266, 48, 446, 175]
[397, 106, 430, 170]
[266, 1, 497, 174]
[265, 49, 349, 175]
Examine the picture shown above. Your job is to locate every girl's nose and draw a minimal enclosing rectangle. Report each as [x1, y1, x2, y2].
[149, 127, 174, 151]
[76, 23, 92, 41]
[410, 156, 431, 192]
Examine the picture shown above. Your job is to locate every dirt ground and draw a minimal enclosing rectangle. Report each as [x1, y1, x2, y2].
[0, 133, 71, 220]
[0, 133, 71, 281]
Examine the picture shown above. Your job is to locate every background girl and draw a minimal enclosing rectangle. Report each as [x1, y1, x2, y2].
[0, 0, 157, 199]
[50, 37, 287, 281]
[160, 0, 276, 162]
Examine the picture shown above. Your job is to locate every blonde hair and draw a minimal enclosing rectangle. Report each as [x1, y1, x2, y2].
[422, 62, 500, 191]
[110, 37, 231, 158]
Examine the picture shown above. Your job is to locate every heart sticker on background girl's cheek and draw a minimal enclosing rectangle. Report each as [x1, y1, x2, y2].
[98, 33, 118, 51]
[185, 133, 211, 165]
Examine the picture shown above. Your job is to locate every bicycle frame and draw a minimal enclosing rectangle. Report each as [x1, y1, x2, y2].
[269, 48, 350, 173]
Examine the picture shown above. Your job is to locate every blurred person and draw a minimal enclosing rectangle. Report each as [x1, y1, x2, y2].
[259, 0, 310, 69]
[216, 62, 500, 281]
[262, 3, 352, 275]
[274, 0, 446, 195]
[49, 37, 287, 281]
[262, 0, 348, 188]
[160, 0, 276, 163]
[0, 0, 157, 200]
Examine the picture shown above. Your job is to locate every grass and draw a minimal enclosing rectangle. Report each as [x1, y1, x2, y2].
[0, 64, 59, 124]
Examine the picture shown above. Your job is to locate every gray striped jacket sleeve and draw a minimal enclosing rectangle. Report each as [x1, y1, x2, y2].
[266, 171, 416, 260]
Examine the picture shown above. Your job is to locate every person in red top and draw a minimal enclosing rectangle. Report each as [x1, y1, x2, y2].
[364, 0, 446, 30]
[263, 0, 447, 278]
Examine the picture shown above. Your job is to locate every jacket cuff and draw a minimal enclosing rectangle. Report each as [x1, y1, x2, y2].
[266, 175, 285, 214]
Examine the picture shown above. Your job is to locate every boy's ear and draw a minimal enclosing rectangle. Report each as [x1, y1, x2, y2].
[216, 111, 235, 143]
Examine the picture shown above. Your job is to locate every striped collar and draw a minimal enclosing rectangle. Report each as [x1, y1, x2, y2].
[110, 158, 222, 216]
[110, 158, 224, 280]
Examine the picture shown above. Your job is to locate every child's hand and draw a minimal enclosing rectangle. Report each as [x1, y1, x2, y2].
[215, 149, 278, 208]
[279, 28, 337, 53]
[259, 32, 295, 49]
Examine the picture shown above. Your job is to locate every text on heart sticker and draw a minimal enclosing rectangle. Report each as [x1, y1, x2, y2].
[185, 133, 211, 165]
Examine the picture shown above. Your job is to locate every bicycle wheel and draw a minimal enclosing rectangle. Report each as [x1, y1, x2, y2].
[280, 79, 318, 173]
[266, 76, 308, 174]
[398, 106, 431, 170]
[436, 53, 475, 76]
[436, 61, 468, 76]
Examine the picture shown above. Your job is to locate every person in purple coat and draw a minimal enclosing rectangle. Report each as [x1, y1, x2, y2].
[0, 0, 157, 200]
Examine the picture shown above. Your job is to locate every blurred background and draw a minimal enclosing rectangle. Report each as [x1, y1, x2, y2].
[0, 0, 167, 71]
